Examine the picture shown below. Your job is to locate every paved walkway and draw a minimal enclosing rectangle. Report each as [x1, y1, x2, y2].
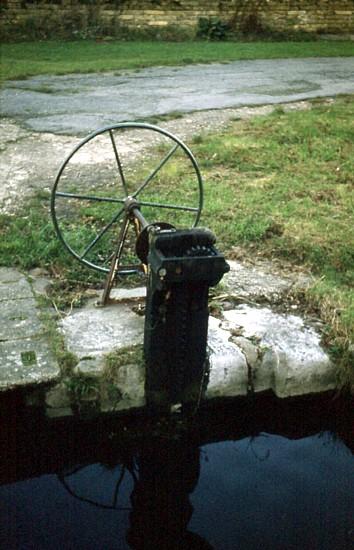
[1, 57, 354, 135]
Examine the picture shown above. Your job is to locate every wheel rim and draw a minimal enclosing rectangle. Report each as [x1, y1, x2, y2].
[51, 123, 203, 274]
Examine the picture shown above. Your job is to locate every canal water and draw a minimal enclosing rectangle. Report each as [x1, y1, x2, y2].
[1, 393, 353, 549]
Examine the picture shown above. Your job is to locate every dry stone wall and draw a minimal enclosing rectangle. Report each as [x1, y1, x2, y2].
[1, 0, 354, 38]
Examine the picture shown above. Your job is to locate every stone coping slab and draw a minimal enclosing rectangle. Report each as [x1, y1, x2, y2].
[50, 282, 336, 417]
[0, 275, 34, 302]
[0, 266, 337, 414]
[0, 337, 59, 390]
[61, 300, 144, 359]
[220, 306, 336, 398]
[223, 260, 311, 302]
[0, 268, 60, 391]
[0, 297, 43, 341]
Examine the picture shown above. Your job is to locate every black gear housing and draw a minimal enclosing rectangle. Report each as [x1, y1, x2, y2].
[144, 228, 229, 407]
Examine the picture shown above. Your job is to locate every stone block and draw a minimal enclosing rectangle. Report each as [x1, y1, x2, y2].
[223, 260, 310, 303]
[222, 305, 336, 398]
[206, 316, 248, 399]
[0, 336, 60, 390]
[45, 382, 71, 409]
[74, 356, 104, 377]
[0, 268, 23, 283]
[0, 297, 43, 341]
[60, 300, 144, 359]
[104, 287, 146, 302]
[0, 274, 33, 301]
[100, 363, 145, 412]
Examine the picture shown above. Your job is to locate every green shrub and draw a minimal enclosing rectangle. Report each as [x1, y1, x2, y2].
[196, 17, 231, 41]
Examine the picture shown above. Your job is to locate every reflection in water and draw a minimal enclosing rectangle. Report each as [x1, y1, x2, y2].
[56, 441, 212, 548]
[127, 442, 212, 549]
[58, 463, 132, 512]
[0, 394, 353, 549]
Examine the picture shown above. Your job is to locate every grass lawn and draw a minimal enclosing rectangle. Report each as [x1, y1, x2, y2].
[196, 97, 353, 380]
[0, 95, 353, 387]
[1, 40, 353, 81]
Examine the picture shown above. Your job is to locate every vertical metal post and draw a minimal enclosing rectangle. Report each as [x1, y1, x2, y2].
[143, 228, 229, 408]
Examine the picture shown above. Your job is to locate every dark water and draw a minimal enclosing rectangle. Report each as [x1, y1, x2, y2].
[0, 394, 353, 549]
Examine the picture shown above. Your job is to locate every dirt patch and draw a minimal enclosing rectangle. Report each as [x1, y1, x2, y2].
[0, 122, 78, 213]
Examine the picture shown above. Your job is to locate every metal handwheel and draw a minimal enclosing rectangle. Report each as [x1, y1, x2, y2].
[51, 123, 204, 277]
[51, 122, 229, 405]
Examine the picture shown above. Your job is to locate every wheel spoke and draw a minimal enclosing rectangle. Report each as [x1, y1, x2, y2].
[117, 263, 144, 271]
[100, 214, 130, 305]
[52, 122, 203, 274]
[79, 206, 125, 260]
[138, 200, 199, 212]
[56, 191, 125, 204]
[133, 143, 179, 198]
[109, 130, 128, 196]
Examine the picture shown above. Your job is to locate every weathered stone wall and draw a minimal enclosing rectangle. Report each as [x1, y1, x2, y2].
[1, 0, 354, 38]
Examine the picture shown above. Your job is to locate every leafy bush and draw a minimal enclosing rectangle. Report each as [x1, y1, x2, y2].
[196, 17, 231, 41]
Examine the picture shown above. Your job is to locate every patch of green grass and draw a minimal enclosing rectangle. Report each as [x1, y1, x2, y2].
[1, 40, 354, 81]
[0, 196, 65, 270]
[193, 96, 353, 386]
[65, 373, 99, 401]
[104, 344, 144, 379]
[196, 98, 354, 277]
[0, 191, 105, 308]
[304, 279, 353, 387]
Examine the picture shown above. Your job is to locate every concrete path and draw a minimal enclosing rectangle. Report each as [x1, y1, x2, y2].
[0, 268, 60, 391]
[1, 57, 354, 135]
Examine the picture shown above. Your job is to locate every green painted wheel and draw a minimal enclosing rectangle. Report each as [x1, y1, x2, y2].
[51, 123, 203, 275]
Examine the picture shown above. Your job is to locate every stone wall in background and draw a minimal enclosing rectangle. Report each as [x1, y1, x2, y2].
[1, 0, 353, 40]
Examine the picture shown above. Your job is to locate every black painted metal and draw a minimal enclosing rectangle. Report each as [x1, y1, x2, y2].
[144, 227, 229, 407]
